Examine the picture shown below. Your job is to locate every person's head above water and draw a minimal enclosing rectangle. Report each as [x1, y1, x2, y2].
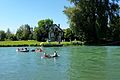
[44, 52, 46, 55]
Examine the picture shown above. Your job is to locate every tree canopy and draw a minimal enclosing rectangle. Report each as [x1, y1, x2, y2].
[0, 30, 6, 41]
[64, 28, 75, 41]
[34, 19, 53, 41]
[64, 0, 120, 43]
[16, 24, 31, 40]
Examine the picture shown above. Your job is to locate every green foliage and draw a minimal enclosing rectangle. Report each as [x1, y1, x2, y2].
[64, 0, 120, 43]
[0, 30, 6, 41]
[0, 40, 84, 47]
[40, 41, 83, 46]
[38, 19, 53, 27]
[110, 17, 120, 40]
[64, 28, 75, 41]
[6, 28, 11, 39]
[16, 26, 23, 40]
[34, 19, 53, 41]
[6, 28, 16, 41]
[33, 27, 42, 41]
[16, 24, 32, 40]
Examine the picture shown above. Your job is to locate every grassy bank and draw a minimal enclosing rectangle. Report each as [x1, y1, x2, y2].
[0, 40, 41, 47]
[0, 40, 84, 47]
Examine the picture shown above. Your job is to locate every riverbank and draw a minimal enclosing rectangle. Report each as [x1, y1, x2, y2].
[0, 40, 84, 47]
[84, 41, 120, 46]
[0, 41, 41, 47]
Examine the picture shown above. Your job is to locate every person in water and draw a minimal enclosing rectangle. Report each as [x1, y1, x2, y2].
[44, 51, 58, 58]
[44, 52, 50, 57]
[53, 51, 58, 57]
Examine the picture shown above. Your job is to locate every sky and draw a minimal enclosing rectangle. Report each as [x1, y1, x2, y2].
[0, 0, 71, 33]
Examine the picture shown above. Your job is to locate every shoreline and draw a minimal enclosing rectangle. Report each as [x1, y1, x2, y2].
[0, 41, 83, 47]
[0, 41, 120, 47]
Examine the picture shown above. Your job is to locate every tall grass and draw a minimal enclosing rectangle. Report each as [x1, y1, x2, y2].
[41, 41, 84, 46]
[0, 40, 84, 47]
[0, 40, 41, 47]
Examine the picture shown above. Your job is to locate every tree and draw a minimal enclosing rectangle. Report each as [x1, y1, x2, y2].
[0, 30, 6, 41]
[64, 28, 75, 41]
[10, 34, 17, 41]
[6, 28, 13, 40]
[22, 24, 31, 40]
[64, 0, 120, 43]
[64, 0, 99, 42]
[33, 27, 42, 41]
[16, 26, 23, 40]
[108, 1, 120, 41]
[16, 24, 31, 40]
[34, 19, 53, 41]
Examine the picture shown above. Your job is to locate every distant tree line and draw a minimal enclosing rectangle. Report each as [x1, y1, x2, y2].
[0, 19, 73, 41]
[64, 0, 120, 44]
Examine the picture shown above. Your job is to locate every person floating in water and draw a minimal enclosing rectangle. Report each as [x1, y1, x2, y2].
[43, 51, 59, 58]
[44, 52, 50, 57]
[53, 51, 58, 57]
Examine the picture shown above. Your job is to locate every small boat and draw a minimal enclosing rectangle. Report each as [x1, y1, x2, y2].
[16, 48, 29, 52]
[43, 54, 60, 58]
[43, 51, 60, 58]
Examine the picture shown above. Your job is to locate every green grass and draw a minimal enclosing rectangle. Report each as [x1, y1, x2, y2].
[41, 41, 84, 46]
[0, 40, 41, 47]
[62, 41, 84, 46]
[0, 40, 84, 47]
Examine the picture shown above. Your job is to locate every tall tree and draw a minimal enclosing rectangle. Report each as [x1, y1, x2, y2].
[34, 19, 53, 41]
[64, 0, 120, 43]
[16, 24, 31, 40]
[33, 27, 42, 41]
[0, 30, 6, 41]
[109, 0, 120, 40]
[64, 28, 75, 41]
[64, 0, 99, 42]
[6, 28, 12, 40]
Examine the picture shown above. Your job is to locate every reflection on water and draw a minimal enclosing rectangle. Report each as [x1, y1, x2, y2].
[0, 46, 120, 80]
[106, 46, 120, 80]
[69, 46, 107, 80]
[69, 46, 120, 80]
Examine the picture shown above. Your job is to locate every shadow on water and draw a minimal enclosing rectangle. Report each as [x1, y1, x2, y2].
[68, 46, 107, 80]
[68, 46, 120, 80]
[106, 46, 120, 80]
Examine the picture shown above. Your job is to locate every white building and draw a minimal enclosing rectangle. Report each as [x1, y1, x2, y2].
[48, 24, 64, 42]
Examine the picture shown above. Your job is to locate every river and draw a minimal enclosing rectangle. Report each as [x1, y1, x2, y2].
[0, 46, 120, 80]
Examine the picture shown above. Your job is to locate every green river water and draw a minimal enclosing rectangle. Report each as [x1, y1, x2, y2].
[0, 46, 120, 80]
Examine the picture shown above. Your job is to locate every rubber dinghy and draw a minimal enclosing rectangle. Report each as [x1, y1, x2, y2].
[43, 54, 60, 58]
[16, 48, 29, 52]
